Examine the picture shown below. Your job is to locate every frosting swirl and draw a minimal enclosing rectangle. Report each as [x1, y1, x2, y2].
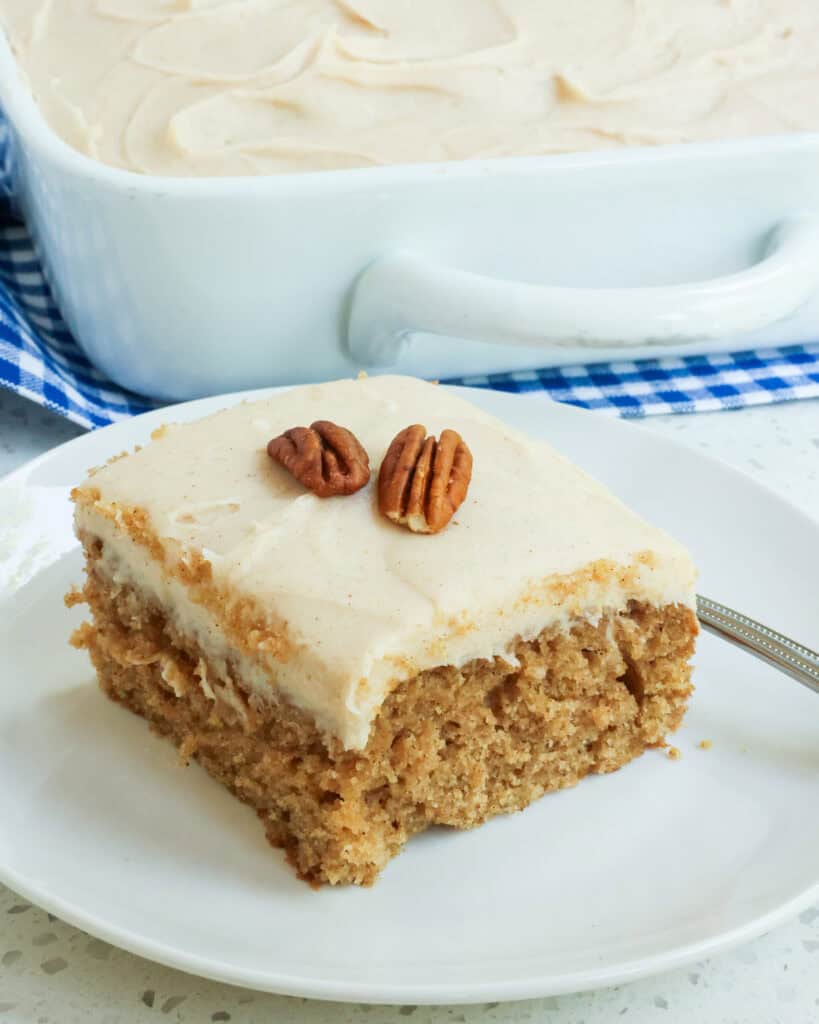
[3, 0, 819, 176]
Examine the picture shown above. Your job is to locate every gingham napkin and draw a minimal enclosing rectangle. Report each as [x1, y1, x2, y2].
[2, 123, 818, 430]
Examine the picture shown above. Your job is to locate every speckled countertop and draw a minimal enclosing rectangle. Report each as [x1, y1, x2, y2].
[1, 389, 817, 1024]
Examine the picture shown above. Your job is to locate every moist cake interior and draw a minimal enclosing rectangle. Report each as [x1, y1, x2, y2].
[68, 375, 698, 886]
[73, 545, 695, 886]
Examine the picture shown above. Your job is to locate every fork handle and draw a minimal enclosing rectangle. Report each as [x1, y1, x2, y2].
[697, 595, 819, 695]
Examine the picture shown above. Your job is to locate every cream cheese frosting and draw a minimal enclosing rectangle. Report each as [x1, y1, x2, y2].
[2, 0, 819, 176]
[73, 376, 697, 749]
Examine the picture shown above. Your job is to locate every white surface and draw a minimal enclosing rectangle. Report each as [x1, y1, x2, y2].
[348, 221, 819, 364]
[3, 25, 819, 399]
[0, 389, 818, 1022]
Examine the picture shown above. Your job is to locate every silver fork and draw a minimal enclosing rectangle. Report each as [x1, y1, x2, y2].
[697, 595, 819, 695]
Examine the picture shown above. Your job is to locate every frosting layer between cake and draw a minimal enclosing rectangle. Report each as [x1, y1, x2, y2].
[73, 376, 696, 748]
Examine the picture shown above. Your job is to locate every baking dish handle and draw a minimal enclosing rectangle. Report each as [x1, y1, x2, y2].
[347, 217, 819, 365]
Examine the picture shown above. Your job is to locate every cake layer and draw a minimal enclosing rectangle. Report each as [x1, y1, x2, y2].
[72, 375, 696, 749]
[3, 1, 818, 176]
[74, 545, 697, 885]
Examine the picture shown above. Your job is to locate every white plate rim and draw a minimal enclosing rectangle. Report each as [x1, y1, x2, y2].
[1, 385, 818, 1006]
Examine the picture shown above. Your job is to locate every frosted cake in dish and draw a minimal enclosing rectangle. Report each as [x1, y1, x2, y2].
[2, 0, 818, 176]
[69, 376, 698, 885]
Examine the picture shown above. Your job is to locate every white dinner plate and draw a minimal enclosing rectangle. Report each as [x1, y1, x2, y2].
[1, 387, 818, 1005]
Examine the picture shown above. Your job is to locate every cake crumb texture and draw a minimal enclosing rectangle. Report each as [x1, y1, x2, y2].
[73, 541, 697, 886]
[70, 375, 697, 750]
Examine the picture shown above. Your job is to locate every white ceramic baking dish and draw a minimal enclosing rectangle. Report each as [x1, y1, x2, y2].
[3, 31, 819, 402]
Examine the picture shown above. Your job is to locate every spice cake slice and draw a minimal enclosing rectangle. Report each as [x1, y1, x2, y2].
[69, 375, 697, 886]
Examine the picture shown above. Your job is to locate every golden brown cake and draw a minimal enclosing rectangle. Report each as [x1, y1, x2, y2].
[69, 375, 698, 886]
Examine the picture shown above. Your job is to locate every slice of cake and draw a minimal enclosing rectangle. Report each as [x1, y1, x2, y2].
[69, 375, 697, 886]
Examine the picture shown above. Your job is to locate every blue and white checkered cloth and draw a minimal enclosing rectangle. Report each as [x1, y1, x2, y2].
[1, 120, 818, 430]
[450, 348, 819, 416]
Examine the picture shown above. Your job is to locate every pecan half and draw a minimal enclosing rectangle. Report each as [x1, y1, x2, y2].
[267, 420, 370, 497]
[378, 425, 473, 534]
